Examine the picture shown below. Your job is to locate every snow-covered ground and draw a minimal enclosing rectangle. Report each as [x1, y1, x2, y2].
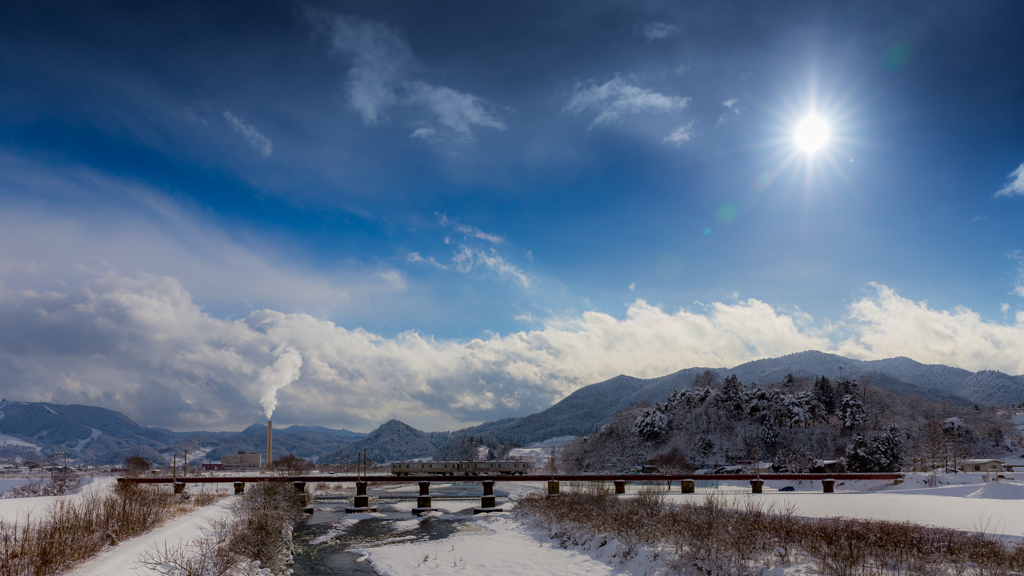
[67, 496, 237, 576]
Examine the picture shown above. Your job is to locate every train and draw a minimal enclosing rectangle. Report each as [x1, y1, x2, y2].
[390, 460, 531, 476]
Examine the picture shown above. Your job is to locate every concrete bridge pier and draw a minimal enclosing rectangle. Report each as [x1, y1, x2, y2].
[413, 481, 437, 515]
[547, 480, 559, 496]
[294, 481, 313, 513]
[346, 480, 378, 513]
[474, 480, 502, 513]
[822, 479, 835, 493]
[233, 482, 245, 495]
[750, 480, 764, 494]
[681, 479, 695, 494]
[614, 480, 626, 495]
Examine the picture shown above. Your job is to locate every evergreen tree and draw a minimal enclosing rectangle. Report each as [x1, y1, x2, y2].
[873, 425, 904, 472]
[759, 417, 778, 458]
[839, 393, 866, 429]
[813, 376, 837, 414]
[845, 433, 875, 472]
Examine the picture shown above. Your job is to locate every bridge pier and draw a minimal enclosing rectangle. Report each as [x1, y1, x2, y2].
[474, 480, 502, 513]
[750, 480, 763, 494]
[233, 482, 245, 495]
[413, 481, 437, 515]
[294, 481, 313, 513]
[822, 479, 835, 493]
[681, 479, 695, 494]
[547, 480, 559, 496]
[346, 480, 378, 513]
[614, 480, 626, 494]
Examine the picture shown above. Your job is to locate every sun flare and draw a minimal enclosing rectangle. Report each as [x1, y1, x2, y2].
[794, 115, 829, 152]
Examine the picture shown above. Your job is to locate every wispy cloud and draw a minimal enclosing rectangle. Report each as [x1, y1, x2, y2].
[1011, 251, 1024, 297]
[723, 98, 739, 110]
[475, 249, 530, 288]
[311, 11, 506, 139]
[410, 127, 437, 140]
[565, 76, 690, 128]
[407, 251, 447, 270]
[639, 21, 678, 41]
[995, 162, 1024, 198]
[408, 83, 507, 136]
[664, 121, 696, 147]
[223, 111, 273, 157]
[438, 214, 504, 244]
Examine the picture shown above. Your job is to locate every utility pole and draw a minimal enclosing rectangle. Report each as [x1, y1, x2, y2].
[173, 454, 177, 482]
[183, 450, 188, 479]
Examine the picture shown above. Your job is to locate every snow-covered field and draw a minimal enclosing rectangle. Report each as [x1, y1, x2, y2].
[0, 476, 110, 521]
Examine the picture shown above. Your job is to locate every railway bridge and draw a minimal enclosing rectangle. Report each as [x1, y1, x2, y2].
[118, 472, 905, 515]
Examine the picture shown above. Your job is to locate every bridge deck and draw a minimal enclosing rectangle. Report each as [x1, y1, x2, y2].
[118, 473, 903, 484]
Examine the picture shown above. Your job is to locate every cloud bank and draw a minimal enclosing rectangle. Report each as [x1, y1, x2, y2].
[0, 275, 1021, 433]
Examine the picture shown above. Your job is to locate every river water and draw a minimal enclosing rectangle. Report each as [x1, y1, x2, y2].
[291, 483, 509, 576]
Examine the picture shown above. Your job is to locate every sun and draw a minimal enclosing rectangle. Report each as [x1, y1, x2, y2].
[794, 115, 829, 152]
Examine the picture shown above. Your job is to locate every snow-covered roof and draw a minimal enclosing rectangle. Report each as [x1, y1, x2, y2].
[961, 459, 1004, 464]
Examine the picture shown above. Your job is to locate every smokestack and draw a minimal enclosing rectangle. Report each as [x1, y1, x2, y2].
[267, 420, 273, 469]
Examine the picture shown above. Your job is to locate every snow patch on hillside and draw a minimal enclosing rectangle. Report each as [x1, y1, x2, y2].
[73, 428, 102, 452]
[0, 433, 39, 450]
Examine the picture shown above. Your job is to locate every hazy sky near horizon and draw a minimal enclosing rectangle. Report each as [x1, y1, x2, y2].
[0, 0, 1023, 432]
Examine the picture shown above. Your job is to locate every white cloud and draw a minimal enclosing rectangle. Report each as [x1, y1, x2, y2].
[565, 76, 690, 128]
[715, 112, 730, 127]
[674, 64, 691, 75]
[1012, 251, 1024, 297]
[410, 127, 437, 139]
[407, 252, 448, 270]
[639, 22, 678, 41]
[1002, 303, 1011, 314]
[446, 246, 529, 288]
[317, 14, 416, 124]
[438, 214, 504, 243]
[664, 121, 696, 146]
[836, 283, 1024, 374]
[408, 83, 507, 135]
[1, 279, 1022, 432]
[629, 283, 635, 291]
[995, 162, 1024, 198]
[723, 98, 738, 109]
[313, 11, 505, 138]
[223, 111, 273, 157]
[0, 155, 405, 319]
[476, 250, 531, 289]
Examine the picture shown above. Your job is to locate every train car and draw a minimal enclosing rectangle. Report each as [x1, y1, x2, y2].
[390, 460, 531, 476]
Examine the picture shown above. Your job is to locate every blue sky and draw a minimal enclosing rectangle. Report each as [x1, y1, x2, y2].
[1, 1, 1023, 431]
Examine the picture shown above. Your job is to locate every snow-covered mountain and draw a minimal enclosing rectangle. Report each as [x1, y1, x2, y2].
[0, 400, 364, 465]
[455, 351, 1019, 446]
[316, 419, 453, 465]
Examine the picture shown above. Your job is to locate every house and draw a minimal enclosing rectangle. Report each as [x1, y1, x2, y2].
[960, 459, 1003, 474]
[202, 463, 224, 471]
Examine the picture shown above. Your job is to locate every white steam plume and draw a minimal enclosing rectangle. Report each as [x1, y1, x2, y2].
[258, 346, 304, 419]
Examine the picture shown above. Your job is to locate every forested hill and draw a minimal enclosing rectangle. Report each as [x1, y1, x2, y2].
[316, 419, 453, 465]
[448, 351, 1015, 447]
